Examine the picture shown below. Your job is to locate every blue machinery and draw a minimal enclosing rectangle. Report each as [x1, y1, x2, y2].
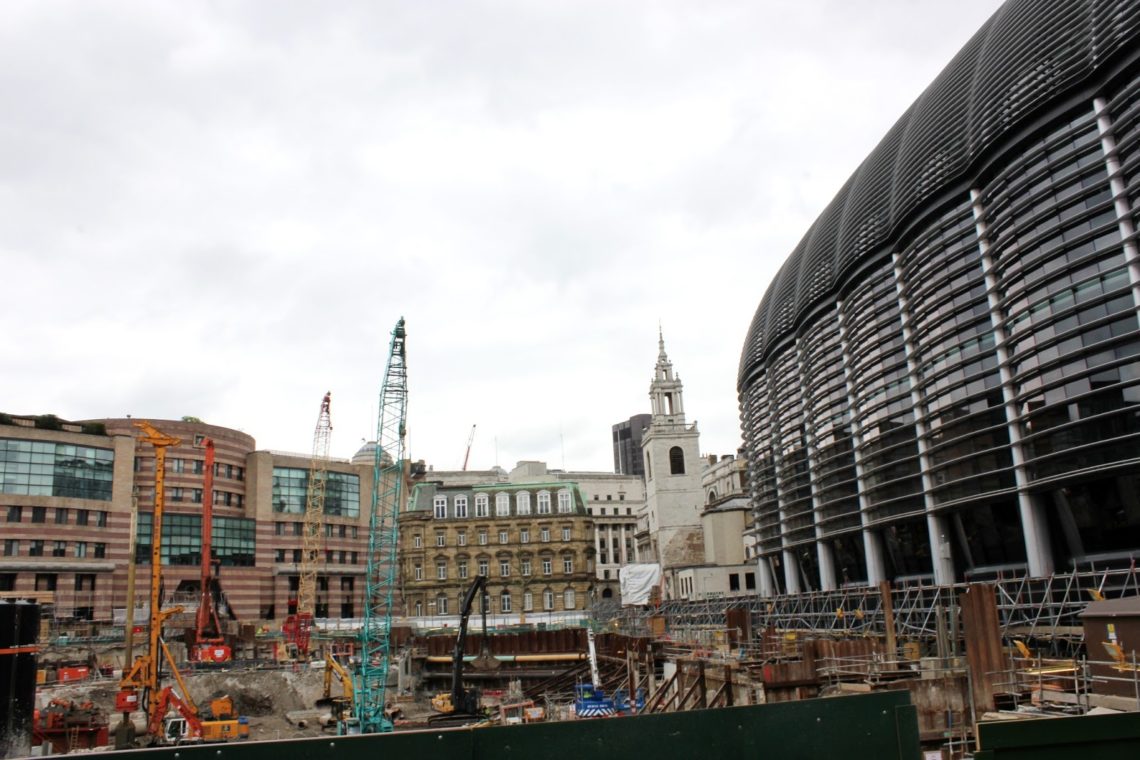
[353, 318, 408, 734]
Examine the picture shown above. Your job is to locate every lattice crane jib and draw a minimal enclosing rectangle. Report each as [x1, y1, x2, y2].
[297, 391, 333, 633]
[355, 318, 407, 734]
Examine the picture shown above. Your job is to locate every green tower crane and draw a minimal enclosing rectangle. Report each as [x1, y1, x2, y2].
[352, 317, 408, 734]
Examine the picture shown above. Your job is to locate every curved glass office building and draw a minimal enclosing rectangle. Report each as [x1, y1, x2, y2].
[738, 0, 1140, 594]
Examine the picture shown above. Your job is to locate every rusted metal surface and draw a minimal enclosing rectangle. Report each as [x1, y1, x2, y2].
[960, 583, 1003, 714]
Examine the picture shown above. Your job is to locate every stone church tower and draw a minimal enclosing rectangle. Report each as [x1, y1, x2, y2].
[641, 330, 705, 597]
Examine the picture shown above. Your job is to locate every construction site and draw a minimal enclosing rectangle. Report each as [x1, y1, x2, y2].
[0, 317, 1138, 760]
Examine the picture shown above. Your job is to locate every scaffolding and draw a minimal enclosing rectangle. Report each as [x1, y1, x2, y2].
[593, 565, 1140, 654]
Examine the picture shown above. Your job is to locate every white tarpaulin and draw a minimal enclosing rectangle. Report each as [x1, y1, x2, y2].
[619, 563, 662, 606]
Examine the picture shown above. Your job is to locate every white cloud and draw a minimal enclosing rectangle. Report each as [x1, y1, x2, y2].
[1, 0, 1006, 470]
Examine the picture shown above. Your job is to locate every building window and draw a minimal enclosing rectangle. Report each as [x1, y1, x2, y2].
[97, 511, 107, 527]
[275, 549, 286, 563]
[561, 527, 571, 542]
[436, 596, 448, 616]
[542, 558, 553, 576]
[498, 530, 508, 544]
[563, 589, 576, 610]
[454, 495, 468, 518]
[521, 558, 532, 576]
[29, 540, 44, 557]
[543, 590, 554, 610]
[31, 507, 45, 524]
[458, 561, 469, 579]
[338, 524, 347, 538]
[746, 572, 756, 590]
[729, 573, 740, 591]
[537, 491, 551, 514]
[193, 459, 204, 475]
[35, 574, 57, 592]
[479, 531, 488, 546]
[94, 543, 106, 559]
[457, 532, 467, 546]
[523, 591, 533, 611]
[293, 549, 302, 563]
[557, 490, 572, 513]
[495, 492, 510, 517]
[516, 491, 531, 515]
[172, 458, 185, 474]
[193, 489, 203, 505]
[540, 527, 550, 543]
[76, 509, 89, 526]
[414, 601, 423, 616]
[433, 496, 447, 519]
[520, 528, 529, 544]
[414, 534, 422, 548]
[6, 506, 20, 523]
[75, 542, 87, 558]
[170, 487, 184, 503]
[500, 559, 510, 577]
[478, 559, 489, 576]
[436, 532, 446, 547]
[500, 591, 512, 613]
[3, 539, 17, 556]
[563, 557, 574, 574]
[52, 541, 66, 557]
[437, 562, 447, 580]
[474, 493, 489, 518]
[414, 564, 423, 581]
[669, 446, 685, 474]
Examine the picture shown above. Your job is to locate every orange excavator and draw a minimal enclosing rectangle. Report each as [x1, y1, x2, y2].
[116, 422, 248, 746]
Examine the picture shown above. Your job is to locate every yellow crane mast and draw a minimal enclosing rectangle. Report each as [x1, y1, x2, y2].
[295, 391, 332, 656]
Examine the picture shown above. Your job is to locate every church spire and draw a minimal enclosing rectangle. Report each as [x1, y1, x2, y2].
[650, 326, 684, 421]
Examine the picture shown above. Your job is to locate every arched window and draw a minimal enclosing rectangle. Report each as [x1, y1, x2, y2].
[516, 491, 531, 515]
[537, 491, 551, 514]
[707, 488, 717, 504]
[669, 446, 685, 475]
[474, 493, 489, 517]
[495, 492, 511, 517]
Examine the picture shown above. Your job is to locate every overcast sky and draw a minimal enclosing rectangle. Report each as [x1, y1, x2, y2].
[2, 0, 1006, 471]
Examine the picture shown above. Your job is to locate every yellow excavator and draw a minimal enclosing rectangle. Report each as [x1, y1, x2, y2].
[316, 652, 354, 726]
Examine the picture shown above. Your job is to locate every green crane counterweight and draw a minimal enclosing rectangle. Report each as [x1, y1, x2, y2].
[353, 318, 408, 734]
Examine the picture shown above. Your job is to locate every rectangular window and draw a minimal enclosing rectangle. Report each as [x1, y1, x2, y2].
[499, 559, 510, 577]
[557, 490, 572, 513]
[543, 590, 554, 610]
[479, 531, 488, 546]
[563, 589, 576, 610]
[275, 522, 285, 536]
[495, 493, 510, 517]
[414, 564, 423, 581]
[498, 530, 508, 544]
[520, 529, 529, 544]
[413, 534, 422, 548]
[523, 591, 533, 611]
[76, 509, 89, 526]
[35, 573, 57, 592]
[29, 540, 44, 557]
[729, 573, 740, 591]
[351, 526, 358, 539]
[458, 561, 468, 579]
[3, 539, 17, 556]
[75, 542, 87, 558]
[457, 532, 467, 546]
[52, 541, 66, 557]
[94, 543, 106, 559]
[745, 572, 756, 590]
[561, 527, 571, 542]
[454, 495, 468, 518]
[436, 532, 446, 547]
[437, 597, 448, 615]
[478, 559, 489, 577]
[293, 549, 302, 563]
[172, 458, 185, 474]
[437, 563, 447, 580]
[521, 559, 531, 576]
[193, 459, 204, 475]
[338, 524, 347, 538]
[433, 496, 447, 519]
[351, 551, 358, 565]
[6, 506, 20, 523]
[193, 489, 203, 504]
[540, 527, 550, 543]
[338, 550, 346, 564]
[516, 491, 531, 515]
[500, 593, 512, 613]
[474, 494, 489, 518]
[275, 549, 286, 563]
[563, 557, 573, 574]
[293, 522, 303, 536]
[542, 558, 552, 575]
[31, 507, 45, 524]
[537, 492, 551, 514]
[97, 511, 107, 527]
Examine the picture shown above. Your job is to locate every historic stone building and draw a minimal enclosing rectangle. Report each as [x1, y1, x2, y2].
[400, 462, 595, 623]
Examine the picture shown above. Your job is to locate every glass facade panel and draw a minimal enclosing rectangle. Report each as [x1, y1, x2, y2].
[0, 439, 114, 500]
[271, 467, 360, 517]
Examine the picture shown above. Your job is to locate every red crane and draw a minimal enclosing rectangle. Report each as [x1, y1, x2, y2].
[190, 438, 231, 663]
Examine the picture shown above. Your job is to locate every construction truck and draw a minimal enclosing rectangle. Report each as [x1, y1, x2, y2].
[316, 651, 354, 727]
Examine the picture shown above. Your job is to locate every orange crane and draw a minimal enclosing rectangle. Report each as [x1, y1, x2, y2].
[189, 438, 231, 663]
[116, 422, 248, 745]
[284, 392, 332, 658]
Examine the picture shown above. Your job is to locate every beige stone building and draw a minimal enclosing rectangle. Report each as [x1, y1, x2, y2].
[400, 463, 595, 623]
